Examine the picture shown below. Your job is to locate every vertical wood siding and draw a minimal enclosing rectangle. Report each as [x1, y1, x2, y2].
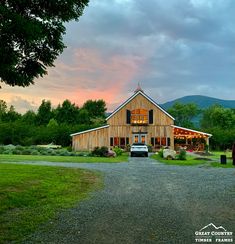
[72, 127, 109, 151]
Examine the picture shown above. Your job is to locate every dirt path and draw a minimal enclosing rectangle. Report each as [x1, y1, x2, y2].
[19, 158, 235, 243]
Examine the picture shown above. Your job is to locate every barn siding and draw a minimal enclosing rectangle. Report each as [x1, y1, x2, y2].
[72, 92, 175, 151]
[107, 93, 174, 126]
[72, 127, 109, 151]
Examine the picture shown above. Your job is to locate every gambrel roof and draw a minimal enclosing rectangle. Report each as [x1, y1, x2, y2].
[106, 90, 175, 121]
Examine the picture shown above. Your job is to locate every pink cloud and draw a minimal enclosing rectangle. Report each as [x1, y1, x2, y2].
[0, 47, 145, 112]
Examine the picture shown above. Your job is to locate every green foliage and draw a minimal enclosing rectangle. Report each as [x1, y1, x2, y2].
[37, 100, 52, 125]
[147, 144, 153, 152]
[201, 105, 235, 150]
[113, 147, 123, 156]
[201, 105, 235, 130]
[83, 99, 107, 119]
[167, 102, 199, 128]
[0, 97, 107, 147]
[0, 0, 89, 87]
[54, 100, 79, 124]
[177, 149, 186, 160]
[91, 146, 108, 157]
[158, 149, 164, 158]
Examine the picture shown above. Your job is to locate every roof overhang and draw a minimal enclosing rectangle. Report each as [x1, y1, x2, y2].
[172, 125, 212, 138]
[70, 125, 110, 137]
[106, 90, 175, 121]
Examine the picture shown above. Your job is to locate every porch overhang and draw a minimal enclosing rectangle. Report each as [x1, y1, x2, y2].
[172, 125, 212, 139]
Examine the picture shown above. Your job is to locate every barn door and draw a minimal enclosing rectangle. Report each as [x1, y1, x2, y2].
[133, 134, 147, 144]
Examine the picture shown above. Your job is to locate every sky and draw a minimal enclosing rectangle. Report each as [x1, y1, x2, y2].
[1, 0, 235, 113]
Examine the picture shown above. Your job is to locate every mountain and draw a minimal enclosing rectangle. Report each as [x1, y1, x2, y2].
[161, 95, 235, 110]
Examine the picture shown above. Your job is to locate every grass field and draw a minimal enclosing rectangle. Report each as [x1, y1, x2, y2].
[0, 153, 129, 163]
[0, 163, 102, 243]
[151, 152, 235, 168]
[151, 153, 206, 166]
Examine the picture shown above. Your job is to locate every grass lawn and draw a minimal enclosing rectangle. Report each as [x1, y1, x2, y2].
[0, 153, 129, 163]
[0, 163, 102, 243]
[151, 152, 235, 168]
[151, 153, 206, 166]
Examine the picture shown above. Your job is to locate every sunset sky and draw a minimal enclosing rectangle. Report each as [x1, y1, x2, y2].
[1, 0, 235, 113]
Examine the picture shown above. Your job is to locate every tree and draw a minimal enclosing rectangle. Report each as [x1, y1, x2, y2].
[21, 110, 37, 125]
[0, 0, 89, 87]
[0, 100, 7, 121]
[77, 108, 90, 124]
[82, 99, 107, 119]
[37, 100, 52, 125]
[167, 102, 199, 128]
[4, 105, 21, 122]
[201, 105, 235, 130]
[55, 99, 79, 124]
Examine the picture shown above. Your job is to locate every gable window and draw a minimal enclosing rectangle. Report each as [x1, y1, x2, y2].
[131, 109, 148, 125]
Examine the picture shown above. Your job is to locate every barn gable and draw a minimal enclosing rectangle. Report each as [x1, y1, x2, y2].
[106, 90, 174, 126]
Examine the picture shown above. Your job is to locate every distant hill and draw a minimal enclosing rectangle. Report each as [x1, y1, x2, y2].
[161, 95, 235, 110]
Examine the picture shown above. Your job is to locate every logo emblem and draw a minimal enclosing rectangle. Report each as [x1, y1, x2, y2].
[195, 223, 233, 243]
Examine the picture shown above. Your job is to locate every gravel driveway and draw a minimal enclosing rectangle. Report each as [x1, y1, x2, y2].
[21, 157, 235, 244]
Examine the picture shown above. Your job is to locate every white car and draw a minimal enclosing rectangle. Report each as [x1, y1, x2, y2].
[130, 143, 148, 157]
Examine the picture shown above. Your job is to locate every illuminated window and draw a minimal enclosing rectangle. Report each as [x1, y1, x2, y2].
[141, 135, 146, 143]
[131, 109, 148, 125]
[161, 137, 166, 146]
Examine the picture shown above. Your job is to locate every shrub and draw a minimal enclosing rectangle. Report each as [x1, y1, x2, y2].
[15, 145, 24, 151]
[12, 150, 22, 155]
[177, 149, 186, 160]
[0, 146, 4, 154]
[125, 144, 131, 152]
[147, 144, 153, 152]
[113, 147, 122, 156]
[59, 151, 70, 156]
[91, 146, 108, 157]
[158, 149, 164, 158]
[31, 150, 40, 155]
[21, 149, 32, 155]
[3, 150, 13, 155]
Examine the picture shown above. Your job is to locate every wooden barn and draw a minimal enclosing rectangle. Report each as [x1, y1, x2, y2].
[71, 87, 211, 151]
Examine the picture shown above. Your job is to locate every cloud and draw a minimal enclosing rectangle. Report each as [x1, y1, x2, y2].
[8, 96, 38, 113]
[1, 0, 235, 111]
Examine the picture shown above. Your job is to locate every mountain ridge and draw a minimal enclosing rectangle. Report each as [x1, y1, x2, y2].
[160, 95, 235, 110]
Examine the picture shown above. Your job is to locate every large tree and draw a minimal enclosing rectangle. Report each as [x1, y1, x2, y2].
[55, 99, 79, 124]
[167, 102, 199, 128]
[0, 0, 89, 87]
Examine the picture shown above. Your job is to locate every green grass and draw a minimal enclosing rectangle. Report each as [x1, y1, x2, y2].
[0, 163, 102, 243]
[151, 151, 235, 168]
[151, 153, 206, 166]
[0, 153, 129, 163]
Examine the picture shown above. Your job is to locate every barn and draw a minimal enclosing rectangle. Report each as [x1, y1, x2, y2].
[71, 87, 211, 151]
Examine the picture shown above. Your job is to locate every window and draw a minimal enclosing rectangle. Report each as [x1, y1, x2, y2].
[110, 137, 129, 148]
[120, 137, 125, 146]
[151, 137, 154, 146]
[131, 109, 148, 125]
[114, 137, 119, 146]
[141, 135, 146, 143]
[134, 135, 139, 143]
[155, 137, 160, 145]
[110, 137, 113, 146]
[167, 137, 171, 146]
[161, 137, 166, 146]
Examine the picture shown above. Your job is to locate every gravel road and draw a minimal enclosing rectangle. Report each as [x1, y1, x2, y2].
[20, 157, 235, 244]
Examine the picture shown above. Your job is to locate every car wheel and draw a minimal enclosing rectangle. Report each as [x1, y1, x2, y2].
[145, 152, 148, 157]
[131, 152, 133, 157]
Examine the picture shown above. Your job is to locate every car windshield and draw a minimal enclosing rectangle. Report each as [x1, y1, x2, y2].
[132, 143, 146, 146]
